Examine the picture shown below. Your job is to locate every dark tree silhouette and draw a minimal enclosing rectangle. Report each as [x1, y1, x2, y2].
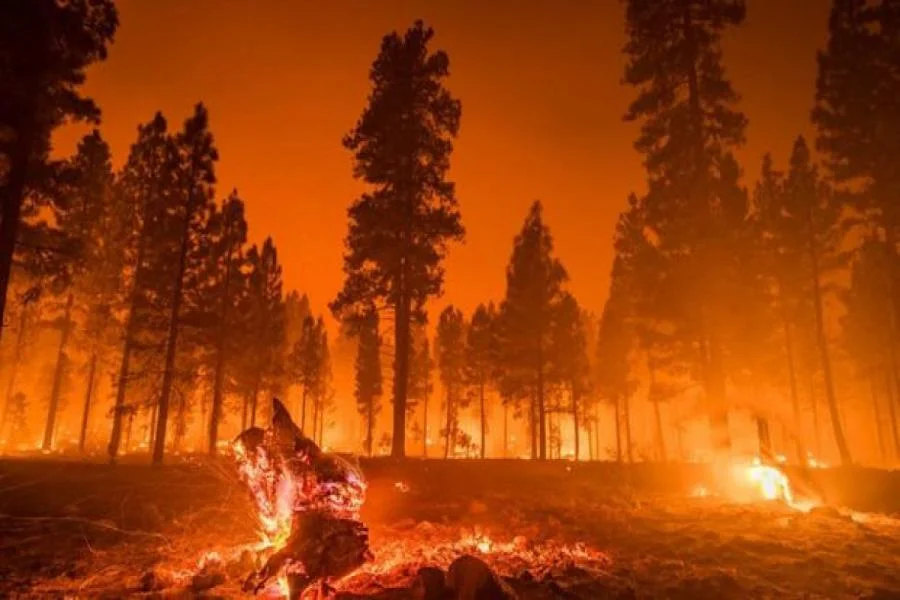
[498, 201, 568, 460]
[203, 191, 249, 454]
[843, 238, 900, 459]
[152, 103, 218, 465]
[623, 0, 748, 451]
[107, 113, 177, 463]
[43, 131, 118, 452]
[290, 316, 328, 434]
[331, 21, 464, 458]
[550, 293, 591, 461]
[0, 0, 117, 338]
[814, 0, 900, 429]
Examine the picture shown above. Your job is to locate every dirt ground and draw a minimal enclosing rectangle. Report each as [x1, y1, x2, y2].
[1, 456, 899, 599]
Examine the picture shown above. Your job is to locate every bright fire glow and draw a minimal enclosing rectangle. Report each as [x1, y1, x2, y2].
[231, 436, 367, 596]
[744, 457, 794, 503]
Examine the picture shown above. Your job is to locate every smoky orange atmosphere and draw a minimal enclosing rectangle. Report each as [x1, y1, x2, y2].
[54, 0, 827, 319]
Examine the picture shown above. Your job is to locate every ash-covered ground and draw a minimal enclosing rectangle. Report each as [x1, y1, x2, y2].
[1, 457, 899, 599]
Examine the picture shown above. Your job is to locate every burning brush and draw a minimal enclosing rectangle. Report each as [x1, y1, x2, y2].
[233, 398, 371, 597]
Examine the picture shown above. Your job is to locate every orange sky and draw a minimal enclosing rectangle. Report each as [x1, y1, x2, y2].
[55, 0, 829, 319]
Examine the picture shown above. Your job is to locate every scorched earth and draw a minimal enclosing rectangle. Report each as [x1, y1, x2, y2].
[0, 458, 899, 598]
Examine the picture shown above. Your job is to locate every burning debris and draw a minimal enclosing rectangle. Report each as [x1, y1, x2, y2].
[233, 398, 371, 597]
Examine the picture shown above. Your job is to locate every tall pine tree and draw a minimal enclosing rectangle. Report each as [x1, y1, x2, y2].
[623, 0, 748, 452]
[498, 201, 568, 460]
[331, 21, 464, 458]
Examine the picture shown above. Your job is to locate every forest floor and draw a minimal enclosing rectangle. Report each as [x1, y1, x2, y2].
[1, 456, 900, 599]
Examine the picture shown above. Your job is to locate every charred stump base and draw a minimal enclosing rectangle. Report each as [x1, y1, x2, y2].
[243, 511, 371, 596]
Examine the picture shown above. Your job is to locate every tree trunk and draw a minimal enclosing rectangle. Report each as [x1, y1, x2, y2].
[587, 409, 595, 461]
[756, 417, 772, 460]
[537, 342, 547, 460]
[443, 388, 453, 459]
[152, 196, 196, 466]
[108, 231, 152, 463]
[241, 394, 248, 431]
[124, 411, 134, 453]
[808, 219, 851, 465]
[652, 399, 666, 462]
[648, 362, 666, 462]
[479, 382, 486, 459]
[529, 392, 537, 459]
[502, 401, 508, 458]
[391, 290, 411, 458]
[623, 391, 633, 463]
[706, 336, 731, 453]
[782, 320, 805, 463]
[300, 387, 308, 433]
[148, 402, 158, 453]
[614, 395, 623, 463]
[208, 318, 228, 454]
[318, 402, 325, 447]
[885, 368, 900, 459]
[0, 125, 31, 344]
[572, 386, 580, 461]
[811, 375, 823, 457]
[43, 293, 74, 451]
[422, 395, 428, 458]
[870, 375, 887, 463]
[78, 352, 99, 453]
[208, 218, 237, 455]
[0, 303, 29, 439]
[366, 397, 373, 456]
[249, 380, 260, 428]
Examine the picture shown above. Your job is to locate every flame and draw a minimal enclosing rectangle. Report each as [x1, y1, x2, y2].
[691, 485, 710, 498]
[807, 453, 828, 469]
[231, 437, 367, 596]
[394, 481, 410, 493]
[744, 457, 794, 503]
[339, 527, 609, 593]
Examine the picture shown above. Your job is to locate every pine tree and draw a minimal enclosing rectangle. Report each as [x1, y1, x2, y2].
[201, 191, 248, 453]
[290, 316, 326, 433]
[40, 130, 117, 451]
[0, 0, 118, 337]
[814, 0, 900, 439]
[151, 103, 218, 465]
[331, 21, 464, 458]
[498, 201, 568, 460]
[623, 0, 748, 451]
[465, 302, 498, 459]
[0, 289, 40, 445]
[781, 137, 851, 464]
[843, 238, 900, 459]
[436, 306, 466, 459]
[596, 257, 637, 464]
[310, 326, 333, 446]
[354, 310, 382, 456]
[550, 293, 591, 461]
[240, 238, 286, 428]
[107, 113, 178, 462]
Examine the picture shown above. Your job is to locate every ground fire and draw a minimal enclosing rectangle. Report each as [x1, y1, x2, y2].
[233, 398, 370, 597]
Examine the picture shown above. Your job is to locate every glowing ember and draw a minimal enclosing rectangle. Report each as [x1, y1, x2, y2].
[394, 481, 410, 493]
[691, 485, 710, 498]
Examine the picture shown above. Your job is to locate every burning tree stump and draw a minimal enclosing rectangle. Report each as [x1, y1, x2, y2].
[234, 398, 371, 597]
